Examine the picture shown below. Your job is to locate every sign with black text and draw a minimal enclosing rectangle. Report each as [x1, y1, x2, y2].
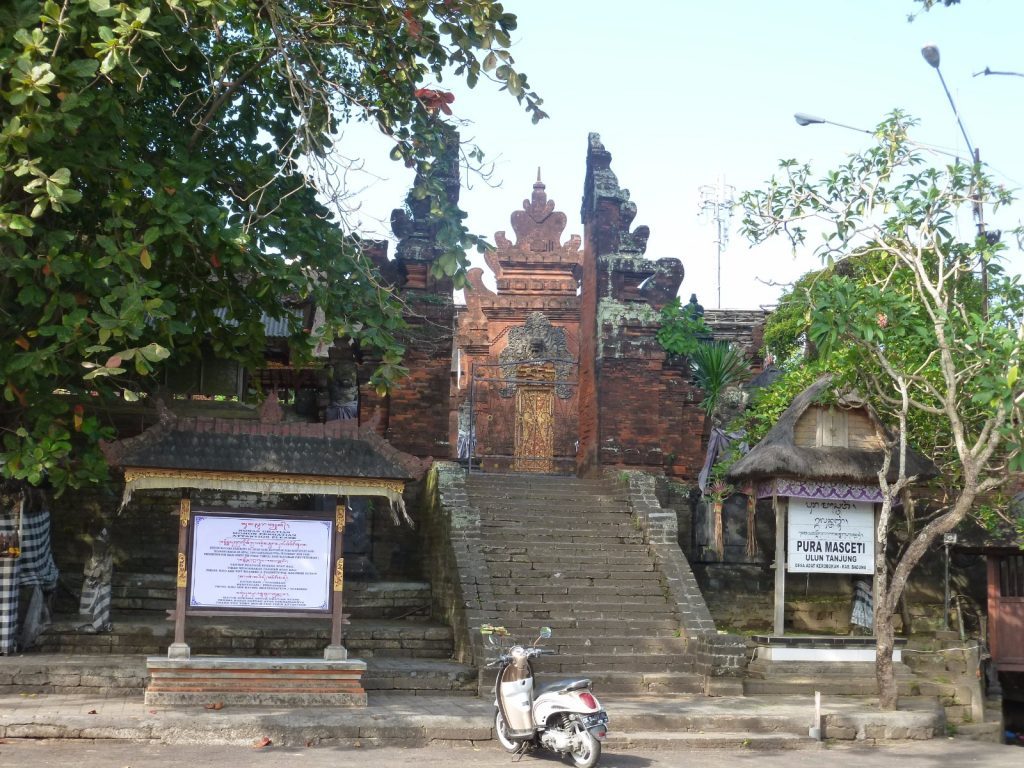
[787, 499, 875, 573]
[190, 514, 333, 611]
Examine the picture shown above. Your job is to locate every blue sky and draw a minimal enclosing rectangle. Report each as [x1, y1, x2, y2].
[336, 0, 1024, 309]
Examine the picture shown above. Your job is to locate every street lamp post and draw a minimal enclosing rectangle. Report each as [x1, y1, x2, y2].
[921, 43, 990, 317]
[793, 113, 873, 135]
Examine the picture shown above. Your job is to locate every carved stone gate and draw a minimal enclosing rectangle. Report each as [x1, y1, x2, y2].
[467, 358, 578, 474]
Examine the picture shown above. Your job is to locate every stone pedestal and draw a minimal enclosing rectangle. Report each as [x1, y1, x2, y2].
[145, 656, 367, 707]
[166, 642, 191, 659]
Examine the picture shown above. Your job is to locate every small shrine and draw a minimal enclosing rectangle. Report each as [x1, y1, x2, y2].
[727, 374, 936, 661]
[102, 395, 426, 706]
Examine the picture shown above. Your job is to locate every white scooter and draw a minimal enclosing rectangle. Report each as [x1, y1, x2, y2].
[482, 625, 609, 768]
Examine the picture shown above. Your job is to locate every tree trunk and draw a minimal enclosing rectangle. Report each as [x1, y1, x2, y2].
[875, 601, 899, 710]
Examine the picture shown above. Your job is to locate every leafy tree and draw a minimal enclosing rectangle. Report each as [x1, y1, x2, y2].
[690, 341, 750, 418]
[0, 0, 544, 492]
[656, 296, 711, 358]
[742, 111, 1024, 709]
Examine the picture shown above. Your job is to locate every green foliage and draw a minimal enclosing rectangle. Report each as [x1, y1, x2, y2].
[0, 0, 544, 493]
[743, 109, 1024, 534]
[656, 297, 710, 357]
[690, 341, 750, 417]
[728, 362, 841, 447]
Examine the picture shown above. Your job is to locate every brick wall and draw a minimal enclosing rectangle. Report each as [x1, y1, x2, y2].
[581, 134, 706, 482]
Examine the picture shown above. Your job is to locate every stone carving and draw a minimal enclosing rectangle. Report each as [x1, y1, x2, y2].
[390, 124, 461, 267]
[499, 312, 574, 398]
[582, 133, 650, 257]
[581, 133, 683, 306]
[638, 258, 685, 309]
[486, 172, 582, 282]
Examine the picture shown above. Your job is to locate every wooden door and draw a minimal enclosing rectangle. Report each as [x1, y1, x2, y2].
[988, 553, 1024, 671]
[513, 363, 554, 473]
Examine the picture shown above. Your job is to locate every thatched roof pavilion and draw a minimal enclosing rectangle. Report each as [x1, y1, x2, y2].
[725, 374, 937, 640]
[727, 374, 937, 489]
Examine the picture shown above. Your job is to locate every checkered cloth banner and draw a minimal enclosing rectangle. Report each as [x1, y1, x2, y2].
[0, 505, 59, 654]
[18, 507, 59, 590]
[0, 514, 19, 655]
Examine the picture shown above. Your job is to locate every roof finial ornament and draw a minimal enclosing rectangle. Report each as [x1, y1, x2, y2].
[530, 168, 548, 211]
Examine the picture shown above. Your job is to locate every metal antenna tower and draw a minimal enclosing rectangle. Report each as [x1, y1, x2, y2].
[698, 178, 736, 308]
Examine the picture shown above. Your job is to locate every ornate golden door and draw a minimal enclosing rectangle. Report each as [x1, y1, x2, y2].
[514, 363, 554, 473]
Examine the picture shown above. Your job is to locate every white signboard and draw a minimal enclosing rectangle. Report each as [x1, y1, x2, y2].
[190, 515, 333, 611]
[787, 499, 875, 573]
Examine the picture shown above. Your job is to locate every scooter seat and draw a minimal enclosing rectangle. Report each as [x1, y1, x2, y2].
[536, 678, 592, 696]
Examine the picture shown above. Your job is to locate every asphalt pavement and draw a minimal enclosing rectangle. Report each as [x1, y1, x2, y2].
[1, 738, 1022, 768]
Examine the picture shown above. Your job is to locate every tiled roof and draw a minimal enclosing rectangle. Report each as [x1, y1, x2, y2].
[103, 402, 426, 481]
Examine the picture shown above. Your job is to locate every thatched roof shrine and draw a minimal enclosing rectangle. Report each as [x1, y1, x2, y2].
[727, 374, 937, 486]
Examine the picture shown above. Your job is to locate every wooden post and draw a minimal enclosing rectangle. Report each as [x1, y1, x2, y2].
[773, 493, 787, 636]
[873, 503, 882, 639]
[987, 555, 1000, 664]
[325, 495, 348, 660]
[168, 489, 191, 659]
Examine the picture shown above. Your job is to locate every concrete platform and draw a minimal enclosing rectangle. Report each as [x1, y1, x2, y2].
[0, 691, 944, 748]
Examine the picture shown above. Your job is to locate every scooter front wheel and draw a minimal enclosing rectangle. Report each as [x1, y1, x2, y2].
[568, 720, 601, 768]
[494, 708, 522, 753]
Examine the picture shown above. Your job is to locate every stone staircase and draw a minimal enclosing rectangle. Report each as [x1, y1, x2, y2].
[466, 472, 702, 696]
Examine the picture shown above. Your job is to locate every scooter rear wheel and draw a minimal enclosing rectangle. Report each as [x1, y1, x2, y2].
[494, 708, 522, 753]
[568, 721, 601, 768]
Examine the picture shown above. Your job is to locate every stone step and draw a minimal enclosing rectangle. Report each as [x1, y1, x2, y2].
[536, 671, 704, 695]
[485, 558, 658, 573]
[479, 528, 643, 541]
[482, 617, 681, 633]
[489, 602, 674, 617]
[490, 583, 667, 598]
[104, 575, 431, 620]
[469, 492, 627, 506]
[466, 474, 621, 490]
[605, 731, 811, 750]
[746, 659, 917, 679]
[530, 653, 692, 673]
[492, 594, 671, 607]
[34, 616, 455, 660]
[742, 677, 924, 696]
[486, 577, 665, 591]
[473, 503, 630, 515]
[362, 658, 478, 695]
[0, 654, 477, 697]
[482, 547, 653, 560]
[549, 638, 689, 655]
[486, 565, 657, 578]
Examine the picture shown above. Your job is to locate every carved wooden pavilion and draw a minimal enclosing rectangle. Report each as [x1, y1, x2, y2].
[102, 396, 426, 705]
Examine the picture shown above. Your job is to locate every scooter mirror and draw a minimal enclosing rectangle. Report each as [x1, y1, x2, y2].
[538, 626, 552, 639]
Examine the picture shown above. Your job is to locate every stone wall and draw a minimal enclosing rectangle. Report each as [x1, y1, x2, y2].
[620, 470, 748, 692]
[418, 462, 493, 665]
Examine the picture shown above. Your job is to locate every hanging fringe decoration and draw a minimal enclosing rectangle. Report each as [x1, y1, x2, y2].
[745, 493, 758, 559]
[119, 470, 412, 525]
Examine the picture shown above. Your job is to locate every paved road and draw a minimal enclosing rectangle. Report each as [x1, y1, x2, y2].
[2, 739, 1021, 768]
